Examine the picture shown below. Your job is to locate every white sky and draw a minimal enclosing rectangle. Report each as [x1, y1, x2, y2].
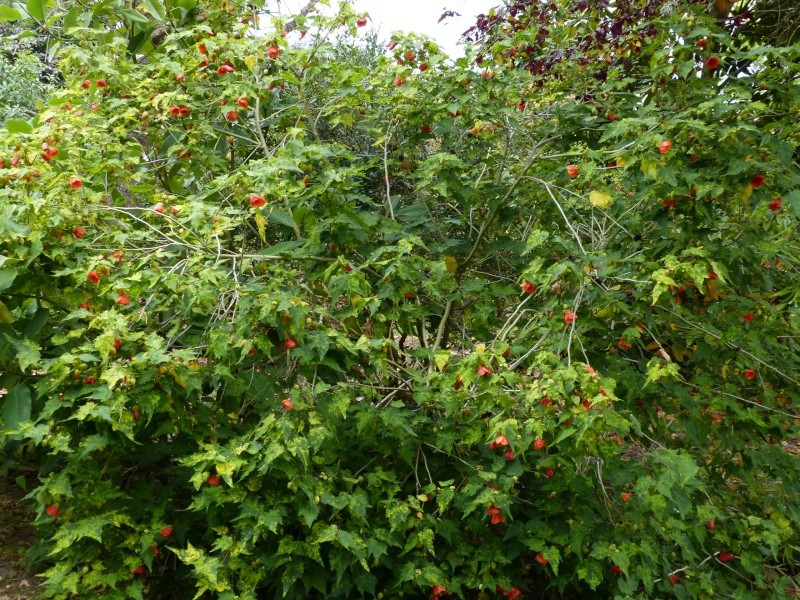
[277, 0, 497, 56]
[351, 0, 494, 55]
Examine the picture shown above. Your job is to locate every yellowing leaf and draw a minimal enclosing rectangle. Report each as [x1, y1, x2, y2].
[0, 300, 14, 324]
[444, 256, 457, 272]
[672, 345, 690, 362]
[616, 156, 626, 167]
[739, 185, 753, 202]
[640, 158, 658, 179]
[168, 368, 187, 389]
[434, 351, 450, 371]
[704, 278, 723, 302]
[244, 55, 256, 70]
[721, 363, 729, 380]
[254, 212, 267, 242]
[589, 190, 612, 209]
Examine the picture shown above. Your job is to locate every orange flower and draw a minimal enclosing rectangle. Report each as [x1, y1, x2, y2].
[487, 505, 505, 525]
[719, 552, 734, 562]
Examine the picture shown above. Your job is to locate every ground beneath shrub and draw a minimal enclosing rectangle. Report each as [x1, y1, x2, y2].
[0, 473, 41, 600]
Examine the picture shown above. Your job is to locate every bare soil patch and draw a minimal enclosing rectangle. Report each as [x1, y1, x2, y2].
[0, 474, 41, 600]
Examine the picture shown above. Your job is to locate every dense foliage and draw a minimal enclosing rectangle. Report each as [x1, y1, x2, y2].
[1, 0, 799, 598]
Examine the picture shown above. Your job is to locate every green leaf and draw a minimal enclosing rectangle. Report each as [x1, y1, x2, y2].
[62, 5, 81, 28]
[142, 0, 167, 20]
[267, 209, 296, 229]
[0, 5, 22, 21]
[22, 308, 48, 339]
[785, 189, 800, 217]
[3, 334, 40, 372]
[298, 502, 319, 528]
[354, 571, 376, 595]
[125, 582, 144, 600]
[23, 239, 43, 267]
[127, 29, 150, 55]
[576, 561, 603, 590]
[174, 0, 197, 12]
[119, 8, 150, 24]
[257, 240, 304, 256]
[336, 529, 356, 550]
[4, 119, 32, 134]
[522, 230, 549, 254]
[258, 508, 284, 533]
[25, 0, 45, 21]
[1, 384, 32, 430]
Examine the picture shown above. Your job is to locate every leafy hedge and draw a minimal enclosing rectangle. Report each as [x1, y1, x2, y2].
[1, 0, 799, 598]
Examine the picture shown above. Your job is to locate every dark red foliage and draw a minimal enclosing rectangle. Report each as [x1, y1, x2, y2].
[462, 0, 710, 81]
